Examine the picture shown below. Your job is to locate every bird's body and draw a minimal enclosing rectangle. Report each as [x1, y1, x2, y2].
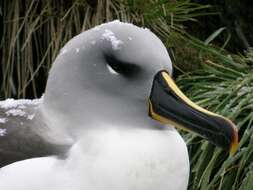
[0, 98, 70, 167]
[0, 127, 189, 190]
[0, 20, 238, 190]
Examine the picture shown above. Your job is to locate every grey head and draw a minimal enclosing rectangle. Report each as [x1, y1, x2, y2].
[42, 21, 173, 137]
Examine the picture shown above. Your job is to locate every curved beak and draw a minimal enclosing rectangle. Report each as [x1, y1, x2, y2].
[148, 70, 238, 155]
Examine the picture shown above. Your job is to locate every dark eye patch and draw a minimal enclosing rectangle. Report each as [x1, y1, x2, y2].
[104, 54, 141, 77]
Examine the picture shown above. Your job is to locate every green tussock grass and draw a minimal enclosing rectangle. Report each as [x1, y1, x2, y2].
[1, 0, 253, 189]
[176, 36, 253, 189]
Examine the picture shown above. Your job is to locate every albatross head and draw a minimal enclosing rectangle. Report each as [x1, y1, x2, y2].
[43, 20, 238, 155]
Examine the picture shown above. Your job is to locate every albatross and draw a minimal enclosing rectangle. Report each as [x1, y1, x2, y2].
[0, 21, 238, 190]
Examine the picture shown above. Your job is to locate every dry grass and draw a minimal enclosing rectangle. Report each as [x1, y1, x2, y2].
[0, 0, 209, 98]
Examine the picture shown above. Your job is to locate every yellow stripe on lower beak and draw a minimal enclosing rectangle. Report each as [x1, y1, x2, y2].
[149, 70, 239, 155]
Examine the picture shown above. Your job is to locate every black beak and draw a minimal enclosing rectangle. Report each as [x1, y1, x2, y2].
[149, 70, 238, 155]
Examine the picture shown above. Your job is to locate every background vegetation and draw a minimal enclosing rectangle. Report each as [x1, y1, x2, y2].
[1, 0, 253, 189]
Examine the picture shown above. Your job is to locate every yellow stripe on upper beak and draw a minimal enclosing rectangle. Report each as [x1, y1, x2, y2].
[161, 72, 219, 117]
[149, 70, 239, 156]
[160, 71, 238, 155]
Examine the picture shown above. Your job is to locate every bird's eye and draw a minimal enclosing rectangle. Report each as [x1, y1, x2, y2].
[104, 54, 141, 77]
[106, 64, 119, 75]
